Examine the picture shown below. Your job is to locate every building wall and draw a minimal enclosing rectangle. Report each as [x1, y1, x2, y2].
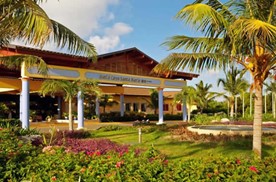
[102, 94, 197, 115]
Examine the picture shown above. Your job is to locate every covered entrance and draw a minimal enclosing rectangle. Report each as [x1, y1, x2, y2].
[0, 45, 198, 129]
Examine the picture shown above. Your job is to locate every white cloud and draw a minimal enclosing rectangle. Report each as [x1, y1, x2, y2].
[207, 69, 220, 76]
[89, 22, 133, 54]
[40, 0, 120, 38]
[13, 0, 134, 54]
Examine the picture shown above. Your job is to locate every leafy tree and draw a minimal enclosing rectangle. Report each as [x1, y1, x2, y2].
[154, 0, 276, 157]
[174, 86, 197, 122]
[40, 79, 101, 130]
[217, 66, 249, 118]
[143, 89, 170, 115]
[265, 81, 276, 118]
[99, 95, 118, 114]
[195, 80, 218, 113]
[0, 0, 96, 72]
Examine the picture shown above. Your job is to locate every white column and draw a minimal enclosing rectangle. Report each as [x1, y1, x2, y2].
[77, 91, 84, 129]
[57, 96, 62, 119]
[182, 81, 187, 121]
[21, 77, 30, 129]
[182, 97, 187, 121]
[120, 94, 124, 117]
[95, 97, 100, 117]
[19, 92, 22, 121]
[157, 88, 164, 125]
[235, 96, 238, 117]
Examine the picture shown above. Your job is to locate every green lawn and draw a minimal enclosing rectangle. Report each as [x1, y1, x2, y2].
[91, 125, 276, 161]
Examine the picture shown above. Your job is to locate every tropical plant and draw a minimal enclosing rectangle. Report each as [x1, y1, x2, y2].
[174, 86, 197, 122]
[217, 66, 249, 118]
[195, 80, 218, 113]
[0, 0, 96, 57]
[0, 0, 96, 74]
[265, 81, 276, 118]
[153, 0, 276, 157]
[143, 89, 159, 114]
[99, 95, 118, 114]
[40, 79, 101, 130]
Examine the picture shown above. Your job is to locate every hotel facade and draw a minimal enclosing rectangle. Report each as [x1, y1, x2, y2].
[0, 45, 198, 128]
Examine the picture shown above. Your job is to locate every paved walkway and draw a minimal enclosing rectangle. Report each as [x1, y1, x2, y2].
[30, 120, 133, 132]
[30, 120, 184, 133]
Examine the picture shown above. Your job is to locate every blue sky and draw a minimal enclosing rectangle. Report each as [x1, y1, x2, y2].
[19, 0, 251, 93]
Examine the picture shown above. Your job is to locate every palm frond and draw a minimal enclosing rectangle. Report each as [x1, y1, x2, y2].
[176, 3, 228, 37]
[0, 0, 97, 59]
[0, 54, 48, 75]
[231, 18, 276, 46]
[162, 35, 226, 53]
[0, 0, 53, 47]
[153, 52, 228, 73]
[50, 20, 97, 60]
[79, 79, 102, 97]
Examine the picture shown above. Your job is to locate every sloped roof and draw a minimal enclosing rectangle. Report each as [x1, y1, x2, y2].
[1, 45, 199, 80]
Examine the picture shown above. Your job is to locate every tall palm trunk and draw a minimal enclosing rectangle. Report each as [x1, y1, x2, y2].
[242, 93, 245, 117]
[271, 92, 276, 118]
[187, 106, 191, 122]
[253, 86, 263, 158]
[230, 98, 234, 118]
[68, 98, 73, 131]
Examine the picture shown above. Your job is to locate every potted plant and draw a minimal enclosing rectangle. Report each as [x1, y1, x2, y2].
[46, 115, 52, 122]
[63, 112, 68, 120]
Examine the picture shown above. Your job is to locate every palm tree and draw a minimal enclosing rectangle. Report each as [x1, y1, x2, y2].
[153, 1, 276, 157]
[217, 67, 249, 118]
[174, 86, 197, 122]
[195, 80, 217, 113]
[265, 81, 276, 118]
[40, 79, 101, 130]
[143, 89, 159, 114]
[0, 0, 96, 70]
[99, 95, 118, 114]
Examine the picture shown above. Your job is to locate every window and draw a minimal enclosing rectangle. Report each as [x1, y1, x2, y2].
[163, 104, 169, 111]
[133, 103, 139, 112]
[176, 104, 182, 111]
[125, 103, 131, 112]
[141, 103, 146, 112]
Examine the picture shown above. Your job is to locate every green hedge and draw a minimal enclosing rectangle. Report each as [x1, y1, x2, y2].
[100, 112, 183, 122]
[0, 119, 21, 128]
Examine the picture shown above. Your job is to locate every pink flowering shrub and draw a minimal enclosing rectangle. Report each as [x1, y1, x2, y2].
[56, 138, 130, 155]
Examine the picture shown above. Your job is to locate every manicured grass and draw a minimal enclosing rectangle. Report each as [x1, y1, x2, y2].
[92, 125, 276, 161]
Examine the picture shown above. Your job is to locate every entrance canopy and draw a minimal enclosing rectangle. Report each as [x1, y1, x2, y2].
[0, 45, 199, 129]
[25, 64, 190, 89]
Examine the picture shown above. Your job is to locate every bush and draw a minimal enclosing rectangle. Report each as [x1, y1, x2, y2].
[193, 114, 224, 124]
[263, 113, 276, 122]
[0, 119, 21, 128]
[1, 127, 276, 181]
[0, 128, 41, 181]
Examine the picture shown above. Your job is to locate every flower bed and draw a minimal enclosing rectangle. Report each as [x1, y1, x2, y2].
[1, 127, 276, 181]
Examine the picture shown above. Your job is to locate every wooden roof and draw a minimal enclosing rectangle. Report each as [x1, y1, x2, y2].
[1, 45, 199, 80]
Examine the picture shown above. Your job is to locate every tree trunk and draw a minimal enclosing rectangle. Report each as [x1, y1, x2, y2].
[230, 101, 234, 118]
[264, 93, 267, 114]
[68, 98, 73, 131]
[250, 92, 253, 116]
[235, 96, 237, 117]
[187, 106, 191, 122]
[253, 86, 263, 158]
[242, 93, 245, 118]
[271, 92, 276, 118]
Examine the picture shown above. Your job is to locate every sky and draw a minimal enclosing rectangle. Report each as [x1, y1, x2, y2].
[16, 0, 249, 93]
